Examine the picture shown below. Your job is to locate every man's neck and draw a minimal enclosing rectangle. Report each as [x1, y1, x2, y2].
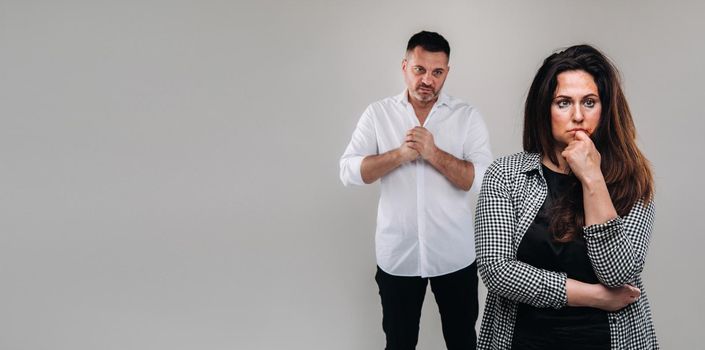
[408, 93, 438, 125]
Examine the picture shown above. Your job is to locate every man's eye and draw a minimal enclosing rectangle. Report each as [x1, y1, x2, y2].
[432, 70, 443, 77]
[413, 67, 424, 73]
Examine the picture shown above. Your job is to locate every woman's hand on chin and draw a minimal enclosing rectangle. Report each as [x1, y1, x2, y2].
[561, 130, 603, 185]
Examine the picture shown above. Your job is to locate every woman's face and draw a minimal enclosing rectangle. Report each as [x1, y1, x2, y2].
[550, 70, 602, 150]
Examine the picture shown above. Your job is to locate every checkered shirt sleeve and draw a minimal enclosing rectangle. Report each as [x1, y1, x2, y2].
[583, 200, 656, 288]
[475, 158, 567, 309]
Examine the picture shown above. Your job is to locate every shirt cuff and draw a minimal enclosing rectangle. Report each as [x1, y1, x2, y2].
[583, 216, 622, 239]
[468, 163, 487, 194]
[340, 155, 365, 186]
[541, 271, 568, 309]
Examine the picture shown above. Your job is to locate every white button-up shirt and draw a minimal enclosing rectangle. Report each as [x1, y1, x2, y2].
[340, 91, 493, 277]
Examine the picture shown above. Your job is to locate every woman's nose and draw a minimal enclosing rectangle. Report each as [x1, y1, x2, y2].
[572, 106, 584, 122]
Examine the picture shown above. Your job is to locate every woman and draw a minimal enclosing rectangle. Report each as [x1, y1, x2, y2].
[475, 45, 657, 349]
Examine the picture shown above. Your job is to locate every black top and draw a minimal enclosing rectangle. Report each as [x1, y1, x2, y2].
[512, 164, 610, 350]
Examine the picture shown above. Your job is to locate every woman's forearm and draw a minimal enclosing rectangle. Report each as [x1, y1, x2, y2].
[566, 278, 640, 312]
[581, 175, 618, 226]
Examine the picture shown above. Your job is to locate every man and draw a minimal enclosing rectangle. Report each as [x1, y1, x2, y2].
[339, 31, 493, 350]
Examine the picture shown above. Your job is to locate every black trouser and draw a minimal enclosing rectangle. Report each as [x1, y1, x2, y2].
[375, 262, 478, 350]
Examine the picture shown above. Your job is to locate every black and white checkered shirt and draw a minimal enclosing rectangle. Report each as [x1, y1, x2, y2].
[475, 152, 658, 350]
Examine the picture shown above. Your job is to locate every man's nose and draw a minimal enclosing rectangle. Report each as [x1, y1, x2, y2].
[422, 72, 433, 85]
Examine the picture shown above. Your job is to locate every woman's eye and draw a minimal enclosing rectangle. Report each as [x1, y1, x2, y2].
[584, 99, 596, 108]
[557, 100, 571, 108]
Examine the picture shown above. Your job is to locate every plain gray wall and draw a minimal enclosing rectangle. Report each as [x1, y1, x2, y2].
[1, 0, 703, 349]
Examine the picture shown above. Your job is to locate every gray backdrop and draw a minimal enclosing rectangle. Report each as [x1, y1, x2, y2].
[1, 0, 703, 349]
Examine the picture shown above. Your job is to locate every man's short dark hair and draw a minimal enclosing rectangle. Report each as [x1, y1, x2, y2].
[406, 31, 450, 58]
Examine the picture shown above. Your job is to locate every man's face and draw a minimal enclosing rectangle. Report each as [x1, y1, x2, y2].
[402, 46, 449, 104]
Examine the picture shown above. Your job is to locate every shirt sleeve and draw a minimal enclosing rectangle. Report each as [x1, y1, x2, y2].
[462, 108, 493, 194]
[582, 199, 655, 287]
[475, 160, 567, 309]
[339, 106, 378, 186]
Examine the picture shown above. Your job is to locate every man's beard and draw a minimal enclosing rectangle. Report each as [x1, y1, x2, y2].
[413, 84, 439, 102]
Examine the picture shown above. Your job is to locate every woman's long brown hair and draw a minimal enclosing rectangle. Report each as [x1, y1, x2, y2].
[523, 45, 654, 242]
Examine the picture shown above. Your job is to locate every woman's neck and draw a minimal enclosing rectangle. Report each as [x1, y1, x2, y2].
[542, 151, 570, 174]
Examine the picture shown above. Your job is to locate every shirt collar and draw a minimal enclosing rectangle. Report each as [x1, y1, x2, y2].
[520, 152, 543, 173]
[395, 89, 450, 108]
